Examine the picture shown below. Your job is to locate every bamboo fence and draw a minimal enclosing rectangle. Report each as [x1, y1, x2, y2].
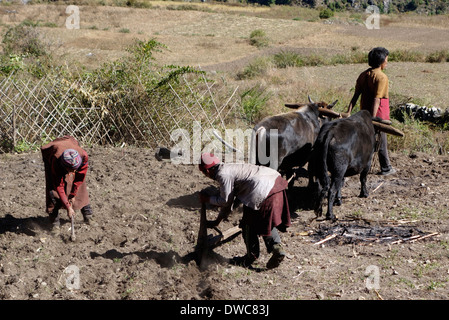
[0, 72, 241, 153]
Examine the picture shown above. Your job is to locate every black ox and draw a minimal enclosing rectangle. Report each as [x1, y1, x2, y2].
[310, 110, 376, 221]
[249, 97, 338, 188]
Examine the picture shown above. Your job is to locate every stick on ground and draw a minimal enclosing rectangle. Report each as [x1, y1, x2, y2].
[314, 234, 337, 246]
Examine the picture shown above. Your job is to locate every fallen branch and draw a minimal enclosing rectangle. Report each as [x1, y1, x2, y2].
[391, 232, 439, 245]
[313, 234, 337, 246]
[391, 235, 420, 244]
[372, 181, 385, 193]
[410, 232, 439, 243]
[396, 219, 419, 225]
[374, 289, 384, 300]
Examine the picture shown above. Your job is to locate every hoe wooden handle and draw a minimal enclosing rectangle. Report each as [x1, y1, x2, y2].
[197, 202, 208, 250]
[70, 215, 76, 242]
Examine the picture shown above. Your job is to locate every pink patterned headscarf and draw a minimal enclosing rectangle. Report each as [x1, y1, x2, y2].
[61, 149, 82, 169]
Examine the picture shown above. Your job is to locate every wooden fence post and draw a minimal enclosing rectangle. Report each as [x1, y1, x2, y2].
[12, 103, 16, 152]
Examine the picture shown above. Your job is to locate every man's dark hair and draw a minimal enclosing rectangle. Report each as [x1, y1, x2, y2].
[368, 47, 389, 68]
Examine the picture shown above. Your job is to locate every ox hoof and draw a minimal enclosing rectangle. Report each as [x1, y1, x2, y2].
[334, 198, 342, 206]
[359, 193, 369, 198]
[326, 215, 337, 223]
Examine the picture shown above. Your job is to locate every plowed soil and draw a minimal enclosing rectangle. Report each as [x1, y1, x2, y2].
[1, 147, 448, 300]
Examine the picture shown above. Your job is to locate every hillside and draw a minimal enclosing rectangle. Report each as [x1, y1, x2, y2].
[1, 1, 449, 108]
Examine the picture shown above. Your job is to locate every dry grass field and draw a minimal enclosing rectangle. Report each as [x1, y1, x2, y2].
[1, 1, 449, 303]
[1, 1, 449, 110]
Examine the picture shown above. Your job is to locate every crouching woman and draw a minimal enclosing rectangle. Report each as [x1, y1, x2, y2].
[41, 136, 93, 232]
[198, 153, 291, 269]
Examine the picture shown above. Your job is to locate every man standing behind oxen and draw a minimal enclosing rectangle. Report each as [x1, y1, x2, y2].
[198, 153, 291, 269]
[41, 136, 93, 233]
[345, 47, 396, 176]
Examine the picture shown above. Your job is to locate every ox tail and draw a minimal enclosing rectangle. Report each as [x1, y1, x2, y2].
[249, 126, 266, 165]
[319, 129, 332, 191]
[313, 128, 333, 215]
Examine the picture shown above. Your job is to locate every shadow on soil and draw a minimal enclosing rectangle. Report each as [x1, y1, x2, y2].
[0, 213, 51, 236]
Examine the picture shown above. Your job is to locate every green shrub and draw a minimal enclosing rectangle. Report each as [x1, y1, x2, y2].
[248, 0, 276, 6]
[0, 54, 25, 75]
[237, 57, 272, 80]
[249, 29, 269, 48]
[240, 85, 271, 124]
[13, 140, 37, 153]
[329, 51, 367, 65]
[303, 54, 326, 66]
[319, 8, 334, 19]
[1, 22, 53, 77]
[2, 22, 48, 58]
[388, 114, 440, 154]
[389, 50, 425, 62]
[126, 0, 152, 8]
[426, 50, 449, 63]
[273, 51, 303, 68]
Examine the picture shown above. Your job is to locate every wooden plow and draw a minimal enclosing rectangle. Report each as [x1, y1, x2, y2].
[195, 203, 241, 264]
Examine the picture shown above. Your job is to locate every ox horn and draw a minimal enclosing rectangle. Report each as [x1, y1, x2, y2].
[328, 100, 338, 108]
[284, 103, 303, 109]
[318, 108, 341, 118]
[372, 121, 404, 137]
[308, 95, 314, 104]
